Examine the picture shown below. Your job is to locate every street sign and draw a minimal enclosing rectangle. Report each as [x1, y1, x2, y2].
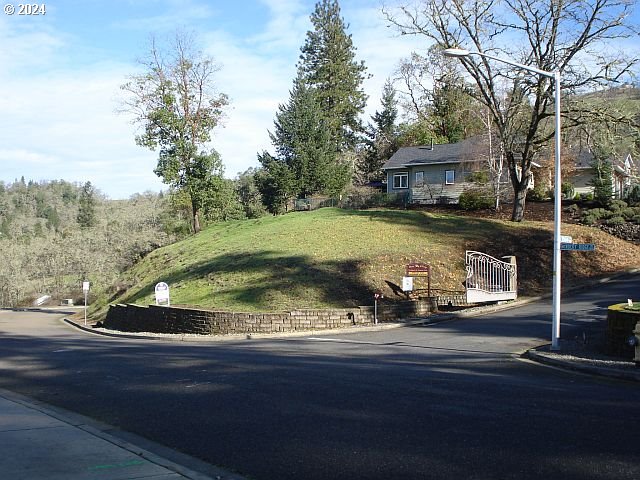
[82, 281, 90, 293]
[560, 235, 573, 244]
[402, 276, 414, 292]
[560, 243, 595, 251]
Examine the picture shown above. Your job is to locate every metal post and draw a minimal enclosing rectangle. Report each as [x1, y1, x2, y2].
[443, 48, 563, 351]
[551, 71, 562, 350]
[374, 298, 378, 325]
[82, 281, 90, 327]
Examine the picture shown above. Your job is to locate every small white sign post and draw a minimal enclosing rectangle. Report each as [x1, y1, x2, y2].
[374, 293, 384, 325]
[155, 282, 170, 306]
[82, 281, 90, 326]
[402, 276, 414, 293]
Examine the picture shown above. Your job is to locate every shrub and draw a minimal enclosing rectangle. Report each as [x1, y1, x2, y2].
[625, 184, 640, 206]
[467, 171, 489, 184]
[582, 214, 598, 225]
[605, 216, 626, 226]
[561, 182, 575, 199]
[459, 189, 494, 210]
[579, 192, 594, 201]
[565, 204, 580, 214]
[632, 215, 640, 225]
[609, 199, 628, 212]
[620, 207, 636, 220]
[582, 208, 607, 221]
[527, 184, 548, 201]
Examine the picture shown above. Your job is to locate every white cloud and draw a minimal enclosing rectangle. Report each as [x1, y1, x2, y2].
[0, 55, 163, 198]
[0, 16, 67, 76]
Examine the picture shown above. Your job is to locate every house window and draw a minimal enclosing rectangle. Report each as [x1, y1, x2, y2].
[415, 171, 424, 186]
[445, 170, 455, 185]
[393, 172, 408, 189]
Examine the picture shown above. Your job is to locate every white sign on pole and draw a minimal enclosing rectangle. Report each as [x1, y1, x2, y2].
[560, 235, 573, 244]
[155, 282, 170, 306]
[82, 281, 90, 326]
[402, 276, 414, 292]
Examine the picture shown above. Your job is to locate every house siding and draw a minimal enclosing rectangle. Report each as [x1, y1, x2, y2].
[386, 162, 477, 204]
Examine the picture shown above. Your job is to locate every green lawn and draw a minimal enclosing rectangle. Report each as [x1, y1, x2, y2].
[95, 207, 640, 315]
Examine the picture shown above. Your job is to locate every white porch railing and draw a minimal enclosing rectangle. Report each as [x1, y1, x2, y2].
[465, 251, 517, 303]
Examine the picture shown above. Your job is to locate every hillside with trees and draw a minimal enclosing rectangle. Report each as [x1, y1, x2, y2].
[0, 179, 183, 306]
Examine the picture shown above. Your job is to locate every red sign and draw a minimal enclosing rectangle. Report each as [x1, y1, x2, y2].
[406, 263, 430, 277]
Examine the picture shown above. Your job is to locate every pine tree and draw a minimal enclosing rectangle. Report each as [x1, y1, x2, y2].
[255, 152, 297, 215]
[589, 148, 614, 207]
[359, 79, 399, 183]
[262, 75, 349, 201]
[77, 181, 97, 228]
[298, 0, 368, 153]
[430, 76, 480, 143]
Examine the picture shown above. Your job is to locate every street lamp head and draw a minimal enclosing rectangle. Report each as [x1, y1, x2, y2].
[443, 48, 470, 58]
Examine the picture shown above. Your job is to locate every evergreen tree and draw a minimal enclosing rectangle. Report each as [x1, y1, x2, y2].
[589, 147, 614, 206]
[261, 76, 350, 202]
[298, 0, 368, 153]
[358, 79, 399, 183]
[77, 181, 97, 228]
[430, 75, 481, 143]
[255, 153, 297, 215]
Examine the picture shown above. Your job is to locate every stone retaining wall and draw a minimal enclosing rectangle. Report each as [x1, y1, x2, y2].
[103, 300, 437, 335]
[434, 294, 468, 307]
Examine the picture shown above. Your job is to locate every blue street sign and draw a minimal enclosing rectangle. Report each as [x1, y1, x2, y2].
[560, 243, 595, 251]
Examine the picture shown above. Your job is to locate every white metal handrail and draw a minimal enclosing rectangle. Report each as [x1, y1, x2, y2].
[465, 251, 517, 303]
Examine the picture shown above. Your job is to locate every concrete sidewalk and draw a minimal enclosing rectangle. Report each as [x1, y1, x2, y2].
[0, 389, 241, 480]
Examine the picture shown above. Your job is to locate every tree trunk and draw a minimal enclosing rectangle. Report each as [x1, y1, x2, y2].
[191, 201, 201, 234]
[511, 183, 527, 222]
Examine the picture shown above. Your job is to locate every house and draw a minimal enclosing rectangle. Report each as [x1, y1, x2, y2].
[382, 136, 509, 204]
[383, 135, 636, 204]
[571, 148, 637, 199]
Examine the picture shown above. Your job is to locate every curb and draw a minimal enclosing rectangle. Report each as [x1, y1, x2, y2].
[526, 349, 640, 382]
[62, 315, 447, 342]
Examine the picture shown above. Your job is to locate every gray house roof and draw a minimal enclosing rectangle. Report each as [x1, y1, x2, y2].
[382, 136, 485, 170]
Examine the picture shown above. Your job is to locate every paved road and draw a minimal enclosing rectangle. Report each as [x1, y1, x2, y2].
[1, 275, 639, 479]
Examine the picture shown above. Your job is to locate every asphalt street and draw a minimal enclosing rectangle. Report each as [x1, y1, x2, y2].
[0, 274, 639, 479]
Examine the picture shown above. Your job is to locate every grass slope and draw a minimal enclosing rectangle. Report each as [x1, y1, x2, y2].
[98, 208, 640, 315]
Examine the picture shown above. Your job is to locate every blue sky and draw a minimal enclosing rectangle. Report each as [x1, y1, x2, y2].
[0, 0, 426, 198]
[1, 1, 638, 199]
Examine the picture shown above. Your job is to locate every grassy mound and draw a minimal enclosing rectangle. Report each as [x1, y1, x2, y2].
[95, 208, 640, 315]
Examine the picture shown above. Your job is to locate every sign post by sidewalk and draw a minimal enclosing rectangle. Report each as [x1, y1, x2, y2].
[82, 281, 90, 326]
[374, 293, 384, 325]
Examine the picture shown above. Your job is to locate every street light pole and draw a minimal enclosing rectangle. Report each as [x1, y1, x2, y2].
[444, 48, 563, 350]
